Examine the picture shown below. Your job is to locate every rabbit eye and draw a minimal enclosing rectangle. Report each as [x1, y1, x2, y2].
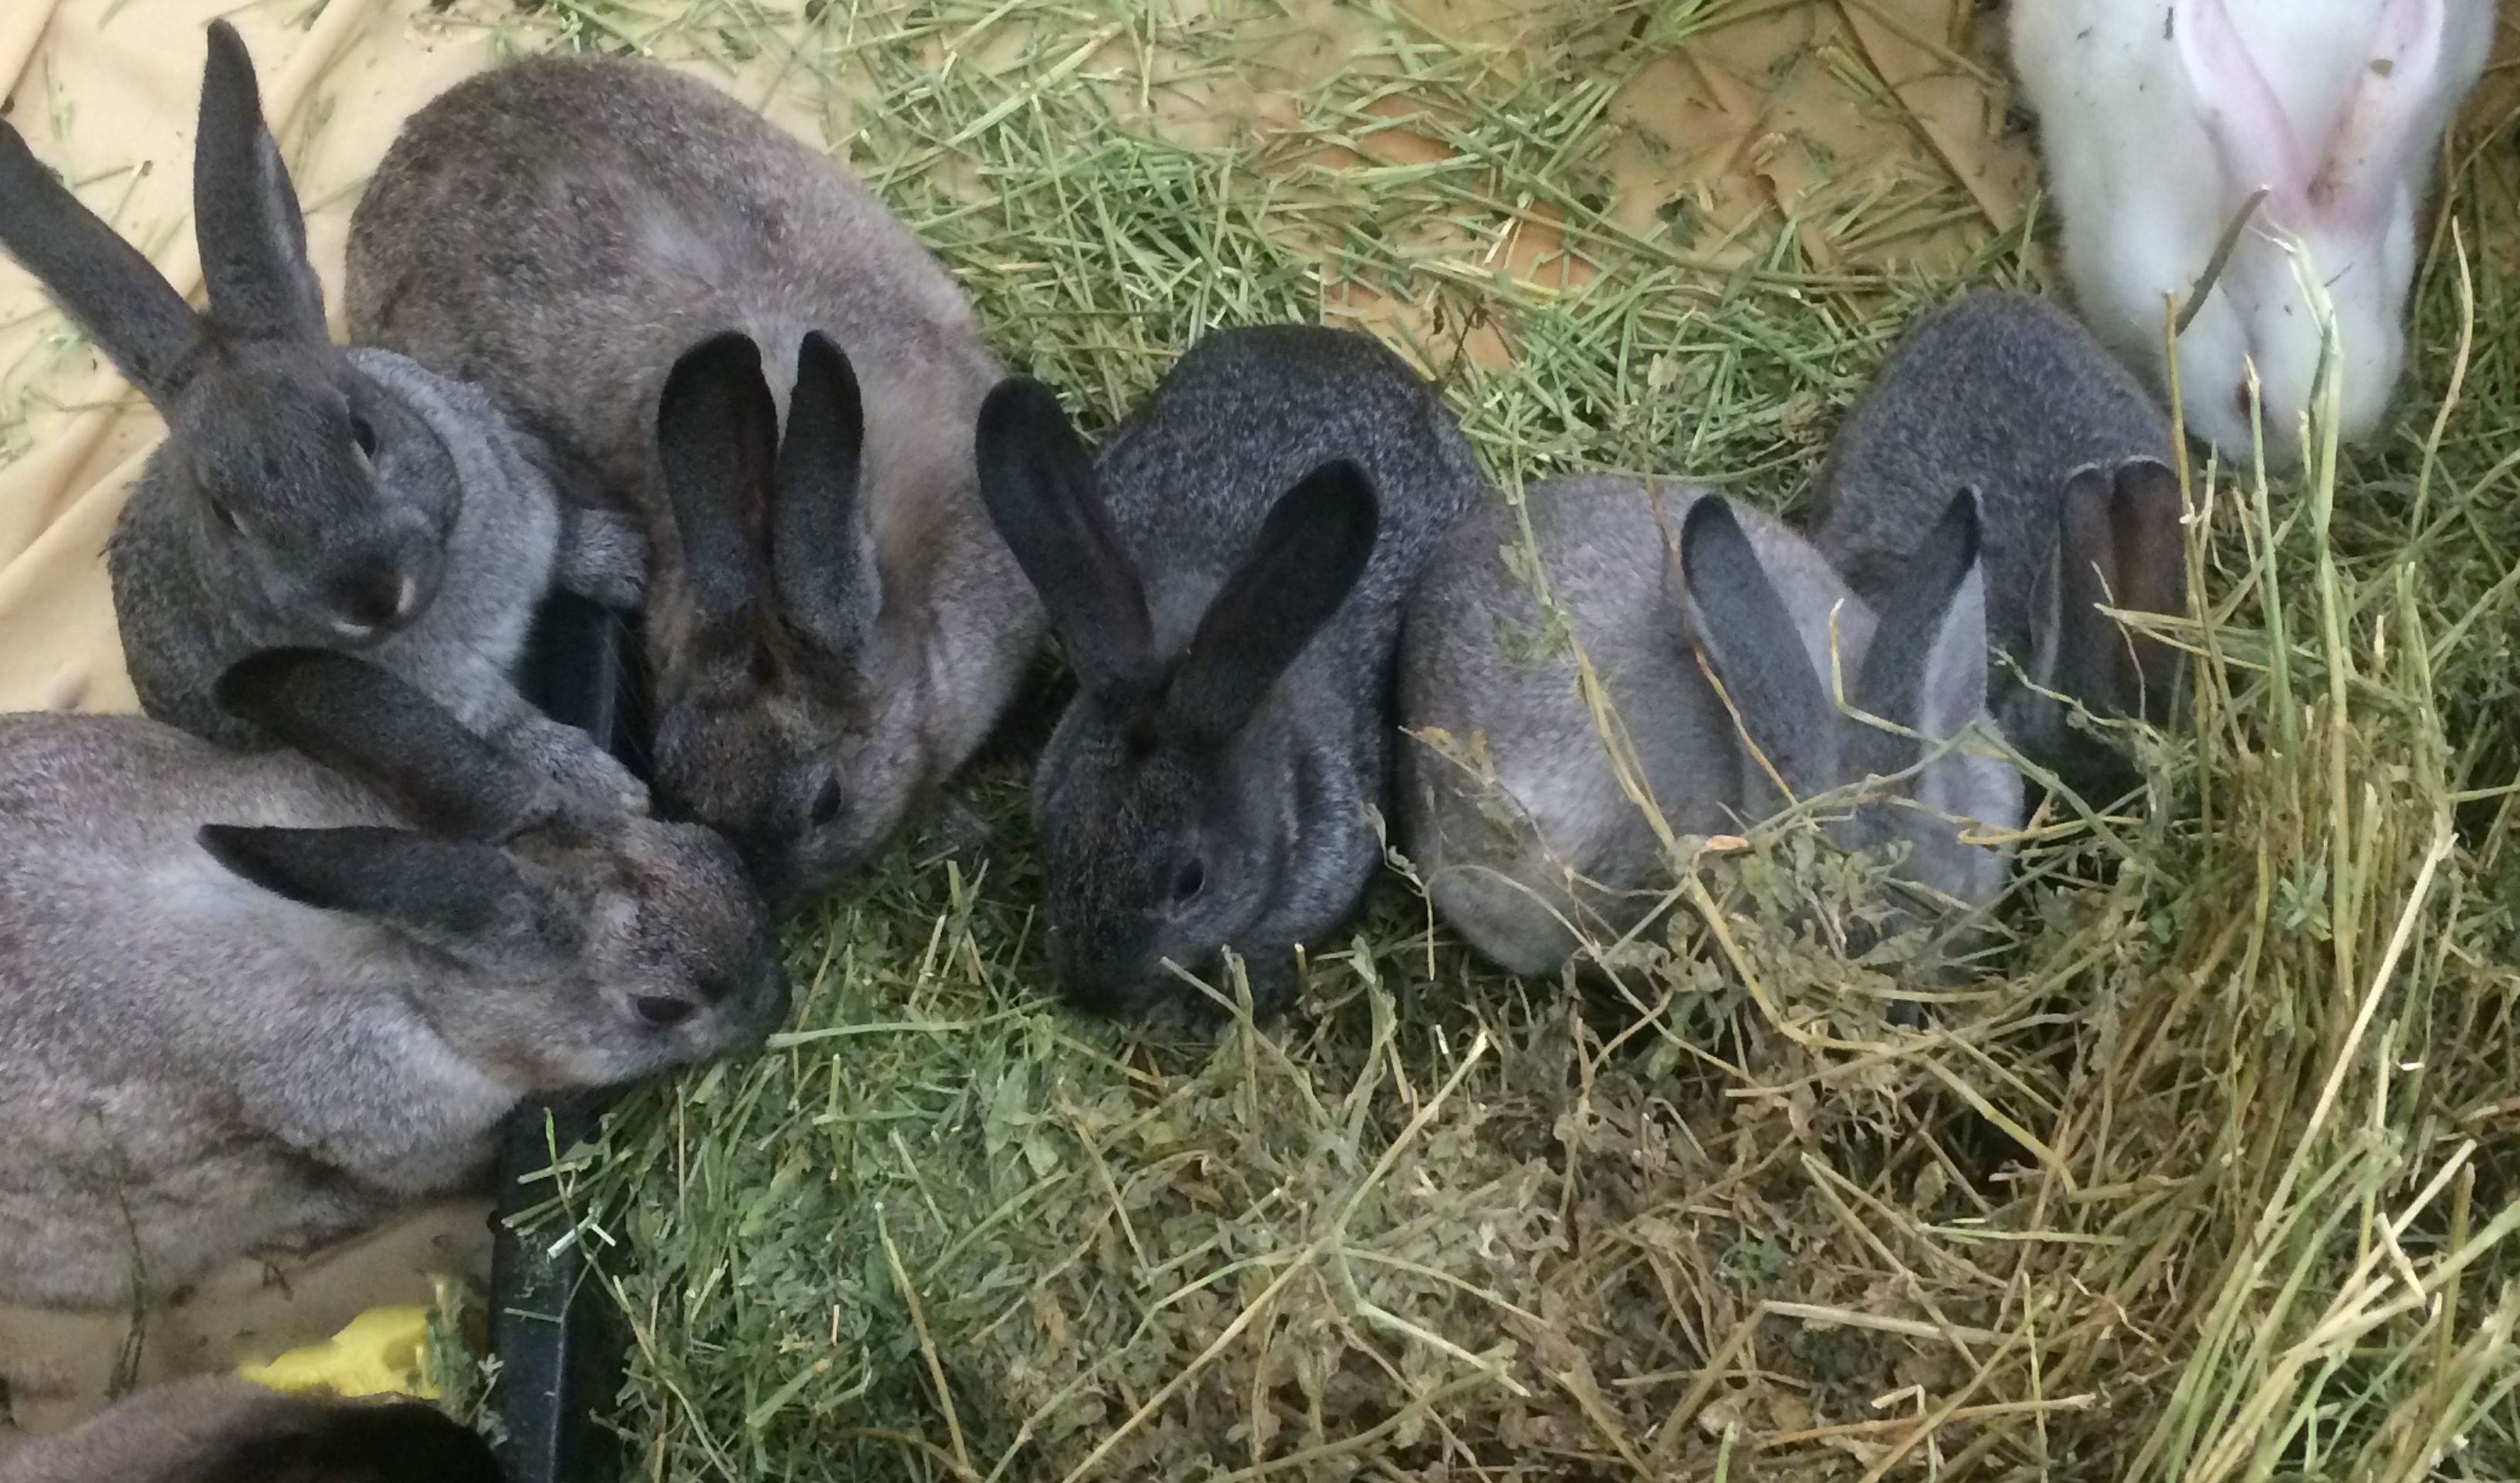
[633, 994, 697, 1028]
[206, 496, 242, 537]
[350, 415, 379, 459]
[2231, 381, 2253, 421]
[808, 777, 843, 828]
[1172, 858, 1206, 905]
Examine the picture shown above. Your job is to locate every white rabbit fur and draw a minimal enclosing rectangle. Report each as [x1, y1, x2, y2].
[2010, 0, 2493, 462]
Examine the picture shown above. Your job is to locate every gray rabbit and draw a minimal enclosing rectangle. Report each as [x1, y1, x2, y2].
[1399, 476, 2021, 979]
[974, 325, 1488, 1015]
[346, 56, 1042, 912]
[0, 23, 645, 811]
[1814, 291, 2187, 803]
[0, 648, 785, 1311]
[0, 1376, 500, 1483]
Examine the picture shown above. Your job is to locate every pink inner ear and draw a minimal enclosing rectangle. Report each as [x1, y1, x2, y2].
[2176, 0, 2313, 219]
[2307, 0, 2446, 231]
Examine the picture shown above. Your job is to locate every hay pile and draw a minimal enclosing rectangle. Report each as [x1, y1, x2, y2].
[456, 0, 2520, 1477]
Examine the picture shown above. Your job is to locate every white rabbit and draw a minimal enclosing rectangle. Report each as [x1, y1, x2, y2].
[2010, 0, 2495, 462]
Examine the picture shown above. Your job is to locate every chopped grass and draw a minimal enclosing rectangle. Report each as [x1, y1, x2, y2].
[447, 0, 2520, 1477]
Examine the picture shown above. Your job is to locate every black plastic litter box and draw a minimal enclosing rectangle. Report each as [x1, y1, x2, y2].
[495, 590, 648, 1483]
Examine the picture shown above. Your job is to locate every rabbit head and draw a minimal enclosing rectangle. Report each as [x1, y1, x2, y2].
[976, 378, 1380, 1016]
[0, 22, 449, 642]
[207, 648, 788, 1086]
[2168, 0, 2466, 457]
[1684, 491, 2020, 918]
[645, 329, 896, 912]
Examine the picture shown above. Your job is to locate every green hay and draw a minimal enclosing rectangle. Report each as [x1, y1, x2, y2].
[439, 1, 2520, 1478]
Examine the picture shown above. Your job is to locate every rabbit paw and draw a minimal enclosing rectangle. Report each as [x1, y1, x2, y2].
[911, 791, 995, 872]
[517, 715, 651, 814]
[557, 506, 650, 611]
[1230, 948, 1302, 1019]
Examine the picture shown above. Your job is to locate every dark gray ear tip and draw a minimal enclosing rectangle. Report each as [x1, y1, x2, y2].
[666, 330, 767, 397]
[195, 822, 284, 885]
[978, 375, 1071, 442]
[1677, 493, 1748, 584]
[1937, 486, 1983, 569]
[195, 821, 249, 855]
[796, 330, 862, 398]
[1292, 458, 1380, 537]
[2113, 455, 2183, 509]
[200, 19, 263, 107]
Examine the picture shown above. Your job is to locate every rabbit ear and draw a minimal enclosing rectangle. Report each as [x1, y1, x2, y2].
[194, 21, 328, 345]
[0, 125, 204, 405]
[2054, 458, 2188, 723]
[2309, 0, 2447, 231]
[974, 377, 1159, 700]
[657, 331, 780, 633]
[1167, 459, 1380, 743]
[200, 826, 534, 946]
[2176, 0, 2313, 219]
[1854, 489, 1990, 744]
[213, 648, 550, 842]
[773, 331, 878, 657]
[1678, 496, 1841, 797]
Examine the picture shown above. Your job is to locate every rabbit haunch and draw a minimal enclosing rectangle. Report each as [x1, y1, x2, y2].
[0, 1376, 503, 1483]
[0, 23, 644, 811]
[347, 55, 1043, 912]
[1399, 477, 2022, 979]
[0, 650, 783, 1310]
[2010, 0, 2493, 462]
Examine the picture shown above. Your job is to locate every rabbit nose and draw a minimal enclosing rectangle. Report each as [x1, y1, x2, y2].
[327, 557, 422, 642]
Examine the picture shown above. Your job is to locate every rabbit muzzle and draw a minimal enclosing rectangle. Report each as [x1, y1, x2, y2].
[320, 543, 439, 645]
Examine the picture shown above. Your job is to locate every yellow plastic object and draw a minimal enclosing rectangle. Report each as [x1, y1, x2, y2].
[236, 1305, 438, 1400]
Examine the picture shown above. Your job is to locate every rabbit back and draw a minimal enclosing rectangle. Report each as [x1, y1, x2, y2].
[1400, 476, 1751, 974]
[1093, 326, 1482, 665]
[351, 57, 994, 507]
[1815, 293, 2169, 662]
[0, 717, 468, 1307]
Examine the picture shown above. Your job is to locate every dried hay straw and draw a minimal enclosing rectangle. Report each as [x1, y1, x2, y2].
[428, 0, 2520, 1477]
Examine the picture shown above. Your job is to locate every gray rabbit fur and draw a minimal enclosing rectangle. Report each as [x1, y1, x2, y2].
[0, 649, 785, 1311]
[1814, 292, 2187, 803]
[0, 1376, 500, 1483]
[974, 325, 1488, 1016]
[346, 56, 1042, 911]
[1399, 476, 2022, 979]
[0, 24, 645, 810]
